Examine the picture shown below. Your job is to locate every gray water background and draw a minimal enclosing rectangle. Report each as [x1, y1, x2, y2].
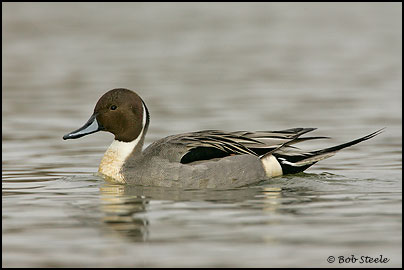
[2, 3, 402, 267]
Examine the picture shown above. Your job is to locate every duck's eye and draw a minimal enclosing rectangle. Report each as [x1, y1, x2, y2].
[110, 105, 117, 110]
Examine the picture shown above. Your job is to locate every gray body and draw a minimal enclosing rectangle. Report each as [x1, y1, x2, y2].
[122, 135, 268, 188]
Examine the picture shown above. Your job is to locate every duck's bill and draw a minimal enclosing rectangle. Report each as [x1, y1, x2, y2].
[63, 114, 103, 140]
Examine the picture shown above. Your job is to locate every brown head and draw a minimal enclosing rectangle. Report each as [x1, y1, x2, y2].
[63, 88, 150, 142]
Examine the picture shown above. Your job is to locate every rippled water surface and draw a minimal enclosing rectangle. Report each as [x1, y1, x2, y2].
[2, 3, 402, 267]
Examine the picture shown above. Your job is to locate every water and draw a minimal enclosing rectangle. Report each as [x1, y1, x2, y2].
[2, 3, 402, 267]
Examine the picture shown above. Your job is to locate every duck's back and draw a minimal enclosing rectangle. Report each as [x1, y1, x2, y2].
[121, 133, 269, 188]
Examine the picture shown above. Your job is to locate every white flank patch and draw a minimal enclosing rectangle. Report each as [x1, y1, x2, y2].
[261, 155, 283, 178]
[98, 102, 147, 183]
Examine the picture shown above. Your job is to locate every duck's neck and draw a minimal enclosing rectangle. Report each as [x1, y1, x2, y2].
[98, 100, 149, 183]
[98, 137, 145, 183]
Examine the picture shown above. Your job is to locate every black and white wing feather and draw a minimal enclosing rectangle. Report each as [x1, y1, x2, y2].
[169, 128, 326, 164]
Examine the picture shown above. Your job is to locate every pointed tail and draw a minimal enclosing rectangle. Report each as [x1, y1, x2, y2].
[272, 128, 384, 174]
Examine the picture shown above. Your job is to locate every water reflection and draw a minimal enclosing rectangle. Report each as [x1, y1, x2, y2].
[259, 187, 282, 213]
[95, 172, 351, 242]
[100, 184, 149, 242]
[98, 183, 287, 242]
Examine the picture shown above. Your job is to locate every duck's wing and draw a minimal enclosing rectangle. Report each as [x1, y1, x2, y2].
[169, 128, 326, 164]
[229, 128, 329, 154]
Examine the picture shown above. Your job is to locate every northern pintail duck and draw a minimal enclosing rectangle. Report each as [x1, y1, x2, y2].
[63, 88, 383, 188]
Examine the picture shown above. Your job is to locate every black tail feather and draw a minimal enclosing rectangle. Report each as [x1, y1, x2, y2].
[273, 128, 384, 175]
[307, 128, 384, 156]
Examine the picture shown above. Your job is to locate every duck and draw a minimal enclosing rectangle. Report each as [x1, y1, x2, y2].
[63, 88, 383, 188]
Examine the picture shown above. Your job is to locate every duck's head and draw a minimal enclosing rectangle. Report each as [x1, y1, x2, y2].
[63, 88, 149, 142]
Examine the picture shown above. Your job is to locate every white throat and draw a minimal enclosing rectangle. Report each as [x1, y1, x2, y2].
[98, 102, 147, 183]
